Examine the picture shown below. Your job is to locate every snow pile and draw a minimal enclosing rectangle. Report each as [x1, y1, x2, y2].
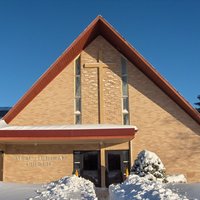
[131, 150, 166, 182]
[28, 175, 97, 200]
[109, 174, 189, 200]
[166, 174, 187, 183]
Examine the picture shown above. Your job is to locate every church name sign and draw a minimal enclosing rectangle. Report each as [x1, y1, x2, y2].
[15, 155, 67, 167]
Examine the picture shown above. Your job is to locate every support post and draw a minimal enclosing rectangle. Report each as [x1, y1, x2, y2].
[129, 140, 134, 168]
[100, 144, 106, 187]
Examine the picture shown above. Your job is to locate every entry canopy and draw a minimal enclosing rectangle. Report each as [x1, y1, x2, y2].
[0, 120, 138, 143]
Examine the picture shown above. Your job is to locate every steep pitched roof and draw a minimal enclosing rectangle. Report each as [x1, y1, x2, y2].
[3, 15, 200, 124]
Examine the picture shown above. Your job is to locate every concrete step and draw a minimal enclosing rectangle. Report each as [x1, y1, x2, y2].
[95, 187, 109, 200]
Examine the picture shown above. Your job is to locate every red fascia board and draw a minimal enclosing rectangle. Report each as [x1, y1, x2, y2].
[0, 128, 136, 141]
[0, 136, 134, 142]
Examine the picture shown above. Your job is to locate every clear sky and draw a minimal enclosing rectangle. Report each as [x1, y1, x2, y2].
[0, 0, 199, 108]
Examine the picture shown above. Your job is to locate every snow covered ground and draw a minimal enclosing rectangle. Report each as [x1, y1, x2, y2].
[0, 182, 41, 200]
[109, 150, 200, 200]
[168, 183, 200, 200]
[0, 177, 199, 200]
[28, 175, 97, 200]
[0, 176, 97, 200]
[109, 174, 200, 200]
[0, 150, 199, 200]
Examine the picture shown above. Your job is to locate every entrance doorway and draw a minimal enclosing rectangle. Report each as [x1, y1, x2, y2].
[105, 150, 129, 187]
[0, 151, 3, 181]
[73, 151, 101, 187]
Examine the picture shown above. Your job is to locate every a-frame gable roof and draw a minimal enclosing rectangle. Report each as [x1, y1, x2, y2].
[3, 16, 200, 124]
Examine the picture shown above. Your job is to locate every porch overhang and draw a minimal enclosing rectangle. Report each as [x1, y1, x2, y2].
[0, 123, 138, 144]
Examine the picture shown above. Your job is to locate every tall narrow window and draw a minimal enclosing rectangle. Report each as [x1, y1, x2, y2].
[75, 56, 81, 124]
[121, 57, 130, 125]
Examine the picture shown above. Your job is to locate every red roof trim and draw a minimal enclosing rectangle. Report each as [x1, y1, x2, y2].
[0, 128, 136, 141]
[3, 17, 100, 123]
[3, 15, 200, 124]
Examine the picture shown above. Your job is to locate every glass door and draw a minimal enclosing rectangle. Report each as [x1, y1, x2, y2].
[105, 150, 129, 187]
[73, 151, 101, 187]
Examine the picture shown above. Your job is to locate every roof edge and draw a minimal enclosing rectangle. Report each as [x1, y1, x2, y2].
[3, 16, 101, 123]
[3, 15, 200, 125]
[98, 17, 200, 124]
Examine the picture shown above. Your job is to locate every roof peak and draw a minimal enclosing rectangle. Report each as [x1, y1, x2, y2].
[3, 16, 200, 125]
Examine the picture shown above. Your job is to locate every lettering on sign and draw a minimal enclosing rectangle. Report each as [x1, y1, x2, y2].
[15, 155, 67, 167]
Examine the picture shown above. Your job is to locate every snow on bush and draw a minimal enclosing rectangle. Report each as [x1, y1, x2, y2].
[166, 174, 187, 183]
[131, 150, 166, 182]
[131, 150, 187, 184]
[109, 174, 189, 200]
[28, 175, 97, 200]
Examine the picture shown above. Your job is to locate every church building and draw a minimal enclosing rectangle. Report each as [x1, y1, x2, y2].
[0, 16, 199, 187]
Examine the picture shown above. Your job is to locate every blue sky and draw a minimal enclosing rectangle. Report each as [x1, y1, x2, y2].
[0, 0, 199, 108]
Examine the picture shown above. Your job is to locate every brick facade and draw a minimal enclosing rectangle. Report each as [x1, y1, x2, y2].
[3, 36, 200, 183]
[10, 62, 74, 126]
[127, 59, 200, 182]
[82, 36, 122, 124]
[3, 142, 129, 183]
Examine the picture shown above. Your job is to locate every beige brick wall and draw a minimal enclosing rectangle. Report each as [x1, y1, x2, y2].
[10, 36, 123, 126]
[127, 60, 200, 182]
[81, 65, 99, 124]
[10, 62, 75, 125]
[6, 35, 200, 183]
[3, 142, 129, 183]
[103, 65, 122, 124]
[81, 36, 122, 124]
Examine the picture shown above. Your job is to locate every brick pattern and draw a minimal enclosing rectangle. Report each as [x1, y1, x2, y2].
[10, 62, 75, 125]
[103, 67, 122, 124]
[81, 38, 99, 124]
[127, 60, 200, 182]
[4, 145, 72, 183]
[81, 67, 99, 124]
[10, 36, 123, 126]
[82, 36, 123, 124]
[3, 142, 129, 183]
[5, 35, 200, 183]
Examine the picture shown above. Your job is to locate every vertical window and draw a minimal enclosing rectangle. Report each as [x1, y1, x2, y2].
[75, 56, 81, 124]
[121, 57, 130, 125]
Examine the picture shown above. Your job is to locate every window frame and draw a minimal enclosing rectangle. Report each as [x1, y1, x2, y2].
[74, 56, 82, 124]
[121, 56, 130, 125]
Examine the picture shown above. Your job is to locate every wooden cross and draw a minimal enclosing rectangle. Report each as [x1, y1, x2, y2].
[84, 50, 116, 124]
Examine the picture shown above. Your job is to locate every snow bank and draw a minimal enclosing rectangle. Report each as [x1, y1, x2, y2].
[28, 175, 97, 200]
[131, 150, 166, 182]
[109, 174, 189, 200]
[166, 174, 187, 183]
[167, 183, 200, 200]
[0, 182, 41, 200]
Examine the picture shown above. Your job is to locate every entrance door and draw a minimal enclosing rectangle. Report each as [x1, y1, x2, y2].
[73, 151, 101, 187]
[0, 151, 3, 181]
[105, 150, 129, 187]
